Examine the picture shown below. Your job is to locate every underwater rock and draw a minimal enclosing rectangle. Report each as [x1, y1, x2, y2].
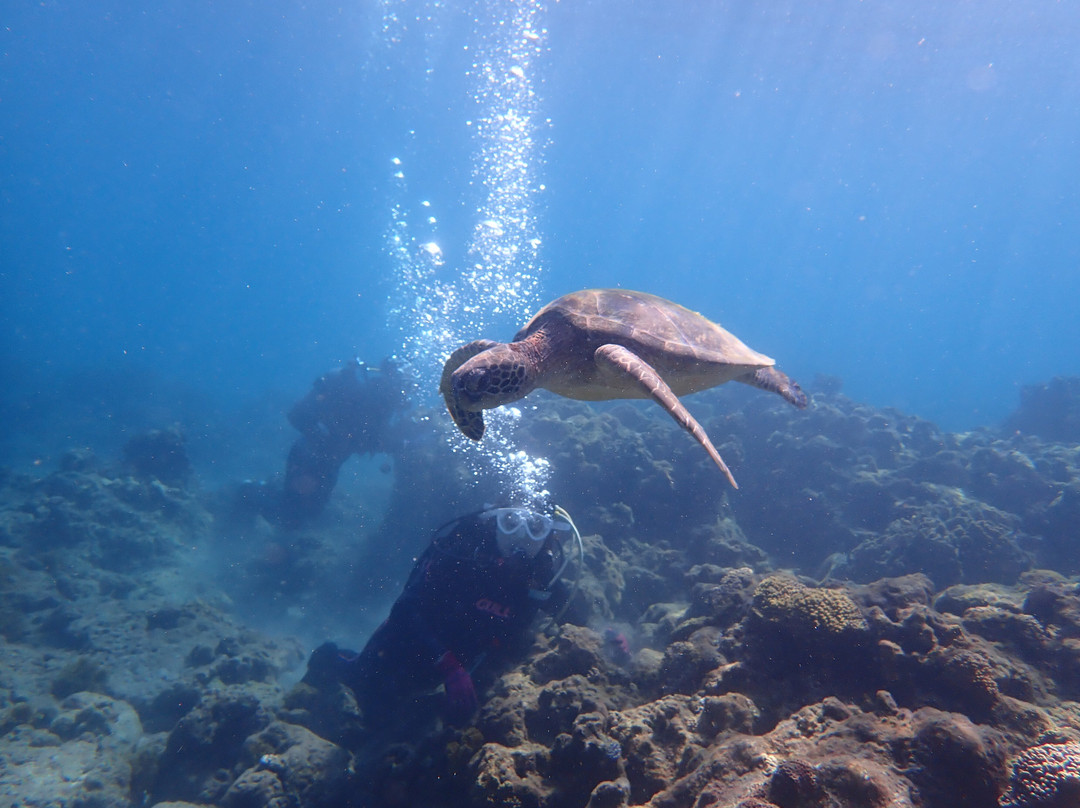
[717, 394, 940, 567]
[521, 402, 702, 539]
[609, 695, 707, 805]
[478, 624, 634, 754]
[475, 670, 536, 748]
[122, 426, 193, 487]
[653, 699, 1015, 808]
[211, 635, 279, 685]
[50, 655, 110, 698]
[963, 440, 1059, 519]
[960, 607, 1053, 660]
[905, 708, 1010, 808]
[573, 533, 629, 624]
[684, 566, 756, 628]
[1003, 376, 1080, 445]
[220, 766, 289, 808]
[685, 518, 768, 571]
[11, 377, 1080, 808]
[640, 698, 916, 808]
[814, 757, 898, 808]
[2, 461, 209, 573]
[279, 678, 366, 751]
[934, 582, 1026, 617]
[0, 692, 142, 808]
[934, 647, 1003, 714]
[841, 493, 1035, 586]
[927, 574, 1080, 704]
[587, 777, 632, 808]
[50, 690, 142, 743]
[695, 694, 760, 739]
[751, 576, 868, 634]
[526, 674, 614, 747]
[849, 573, 936, 618]
[151, 688, 271, 805]
[548, 711, 626, 806]
[530, 624, 607, 684]
[1031, 483, 1080, 575]
[229, 721, 351, 808]
[658, 627, 724, 695]
[1023, 576, 1080, 638]
[471, 740, 550, 808]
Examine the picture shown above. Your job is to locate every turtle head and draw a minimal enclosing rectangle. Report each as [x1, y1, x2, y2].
[440, 341, 536, 440]
[454, 344, 535, 410]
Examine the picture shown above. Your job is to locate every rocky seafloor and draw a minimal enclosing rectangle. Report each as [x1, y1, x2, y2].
[2, 377, 1080, 808]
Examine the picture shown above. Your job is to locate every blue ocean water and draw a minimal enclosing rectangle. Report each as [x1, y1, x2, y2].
[5, 7, 1080, 805]
[3, 0, 1080, 466]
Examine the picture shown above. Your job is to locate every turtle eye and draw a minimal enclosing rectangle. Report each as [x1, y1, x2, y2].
[455, 367, 487, 399]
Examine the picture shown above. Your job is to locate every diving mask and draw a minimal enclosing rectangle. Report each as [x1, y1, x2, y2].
[484, 507, 572, 558]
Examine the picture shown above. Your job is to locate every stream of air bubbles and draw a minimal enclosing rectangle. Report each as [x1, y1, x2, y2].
[384, 0, 552, 506]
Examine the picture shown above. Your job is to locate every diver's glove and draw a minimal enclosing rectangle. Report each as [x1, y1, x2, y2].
[435, 651, 478, 723]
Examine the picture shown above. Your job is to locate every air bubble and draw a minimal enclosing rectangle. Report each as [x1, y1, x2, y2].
[385, 0, 552, 507]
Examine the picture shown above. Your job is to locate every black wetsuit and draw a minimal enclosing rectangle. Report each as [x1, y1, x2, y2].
[280, 359, 404, 523]
[309, 512, 566, 724]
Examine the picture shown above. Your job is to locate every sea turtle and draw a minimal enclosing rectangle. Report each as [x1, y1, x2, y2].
[440, 288, 808, 488]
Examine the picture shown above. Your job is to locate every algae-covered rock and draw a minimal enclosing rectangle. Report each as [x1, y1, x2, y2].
[842, 493, 1035, 586]
[122, 426, 193, 487]
[151, 688, 271, 805]
[530, 625, 607, 684]
[0, 692, 142, 808]
[1003, 376, 1080, 444]
[233, 721, 351, 808]
[471, 741, 549, 808]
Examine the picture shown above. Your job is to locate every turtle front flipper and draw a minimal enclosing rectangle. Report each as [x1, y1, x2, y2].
[594, 343, 739, 489]
[440, 340, 498, 440]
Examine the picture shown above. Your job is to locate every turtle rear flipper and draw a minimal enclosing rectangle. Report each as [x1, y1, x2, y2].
[440, 340, 498, 440]
[594, 343, 738, 489]
[740, 366, 808, 409]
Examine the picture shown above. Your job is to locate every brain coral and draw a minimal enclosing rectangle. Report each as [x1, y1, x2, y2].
[999, 742, 1080, 808]
[767, 758, 820, 808]
[752, 576, 868, 636]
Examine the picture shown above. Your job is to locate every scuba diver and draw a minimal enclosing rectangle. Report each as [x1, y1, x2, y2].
[302, 505, 582, 727]
[239, 358, 406, 527]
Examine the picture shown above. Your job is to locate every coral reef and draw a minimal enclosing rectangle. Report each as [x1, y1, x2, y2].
[122, 426, 193, 488]
[750, 575, 868, 637]
[1003, 376, 1080, 445]
[842, 495, 1035, 586]
[5, 379, 1080, 807]
[0, 455, 300, 808]
[999, 741, 1080, 808]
